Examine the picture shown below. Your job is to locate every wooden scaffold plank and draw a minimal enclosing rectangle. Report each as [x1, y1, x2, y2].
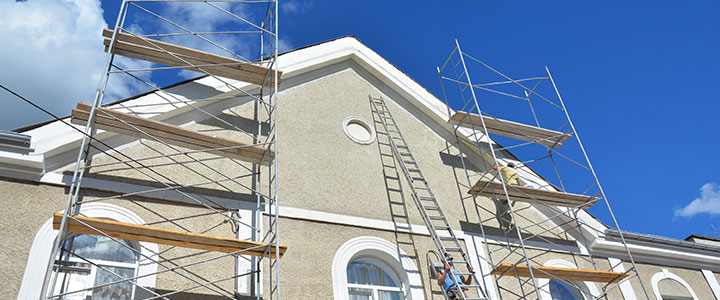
[103, 29, 282, 87]
[468, 179, 599, 209]
[491, 263, 628, 283]
[448, 111, 572, 147]
[53, 213, 287, 258]
[70, 102, 273, 166]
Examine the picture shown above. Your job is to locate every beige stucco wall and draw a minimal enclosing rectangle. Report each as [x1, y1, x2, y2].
[81, 66, 569, 243]
[5, 66, 587, 298]
[1, 177, 240, 299]
[1, 178, 67, 298]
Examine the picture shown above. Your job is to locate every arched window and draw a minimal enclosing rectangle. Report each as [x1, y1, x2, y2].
[347, 258, 403, 300]
[52, 234, 139, 299]
[332, 236, 424, 300]
[549, 279, 584, 300]
[18, 203, 158, 300]
[651, 269, 699, 300]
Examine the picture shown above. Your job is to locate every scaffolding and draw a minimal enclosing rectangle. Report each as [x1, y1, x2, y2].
[41, 1, 282, 299]
[437, 40, 651, 300]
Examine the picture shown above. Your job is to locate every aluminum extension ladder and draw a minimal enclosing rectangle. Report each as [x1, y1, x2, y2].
[369, 95, 487, 300]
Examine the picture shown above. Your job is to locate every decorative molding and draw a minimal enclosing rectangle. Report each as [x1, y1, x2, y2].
[342, 116, 376, 145]
[701, 269, 720, 300]
[650, 269, 699, 300]
[463, 234, 497, 300]
[607, 257, 637, 300]
[593, 239, 720, 272]
[331, 236, 424, 300]
[17, 203, 159, 300]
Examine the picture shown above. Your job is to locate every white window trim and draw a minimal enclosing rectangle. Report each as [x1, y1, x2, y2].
[332, 236, 424, 300]
[538, 259, 600, 300]
[651, 269, 699, 300]
[17, 203, 159, 300]
[342, 116, 376, 145]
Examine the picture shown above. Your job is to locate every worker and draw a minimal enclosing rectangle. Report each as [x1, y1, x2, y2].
[493, 162, 521, 186]
[438, 255, 474, 300]
[492, 162, 522, 231]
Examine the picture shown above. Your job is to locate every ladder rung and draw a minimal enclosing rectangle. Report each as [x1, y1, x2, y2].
[418, 196, 435, 201]
[451, 260, 469, 264]
[403, 160, 416, 164]
[411, 177, 425, 181]
[424, 206, 440, 210]
[396, 144, 408, 148]
[434, 225, 450, 230]
[439, 236, 456, 240]
[462, 285, 484, 289]
[407, 168, 420, 172]
[398, 152, 412, 156]
[429, 216, 445, 220]
[444, 247, 462, 252]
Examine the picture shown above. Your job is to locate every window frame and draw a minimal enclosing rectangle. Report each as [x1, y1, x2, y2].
[18, 203, 159, 300]
[346, 257, 404, 300]
[332, 236, 423, 300]
[650, 269, 699, 300]
[52, 233, 142, 300]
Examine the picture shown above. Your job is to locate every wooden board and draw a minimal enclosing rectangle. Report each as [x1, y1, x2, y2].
[491, 263, 628, 283]
[71, 102, 273, 166]
[449, 111, 572, 147]
[103, 29, 282, 86]
[468, 179, 598, 209]
[53, 212, 286, 258]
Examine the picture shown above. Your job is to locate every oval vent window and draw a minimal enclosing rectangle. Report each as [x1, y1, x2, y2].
[343, 117, 376, 145]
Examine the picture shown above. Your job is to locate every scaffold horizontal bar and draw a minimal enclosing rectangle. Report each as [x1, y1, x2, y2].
[103, 29, 281, 86]
[491, 263, 628, 283]
[468, 179, 599, 209]
[448, 111, 572, 147]
[70, 102, 273, 165]
[54, 213, 287, 258]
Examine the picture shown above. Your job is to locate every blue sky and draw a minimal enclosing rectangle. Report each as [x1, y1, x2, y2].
[1, 1, 719, 240]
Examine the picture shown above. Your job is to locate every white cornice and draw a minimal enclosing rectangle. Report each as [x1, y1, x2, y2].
[592, 239, 720, 272]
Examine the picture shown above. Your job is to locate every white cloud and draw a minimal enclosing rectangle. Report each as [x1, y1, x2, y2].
[674, 182, 720, 217]
[0, 0, 150, 130]
[281, 0, 312, 15]
[116, 2, 266, 80]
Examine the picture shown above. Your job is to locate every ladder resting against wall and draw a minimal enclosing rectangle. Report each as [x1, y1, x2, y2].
[369, 95, 487, 300]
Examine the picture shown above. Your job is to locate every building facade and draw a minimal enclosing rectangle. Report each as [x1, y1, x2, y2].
[3, 37, 720, 300]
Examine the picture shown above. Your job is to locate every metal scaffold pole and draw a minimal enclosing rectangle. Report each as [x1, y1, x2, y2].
[40, 1, 283, 299]
[437, 40, 649, 300]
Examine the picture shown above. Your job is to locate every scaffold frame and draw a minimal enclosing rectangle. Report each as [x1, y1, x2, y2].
[40, 1, 281, 299]
[437, 40, 651, 300]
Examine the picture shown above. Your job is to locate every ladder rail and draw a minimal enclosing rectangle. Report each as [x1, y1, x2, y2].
[369, 95, 487, 300]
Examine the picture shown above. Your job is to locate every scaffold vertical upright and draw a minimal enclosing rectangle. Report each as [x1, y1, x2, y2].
[41, 1, 283, 300]
[437, 40, 651, 300]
